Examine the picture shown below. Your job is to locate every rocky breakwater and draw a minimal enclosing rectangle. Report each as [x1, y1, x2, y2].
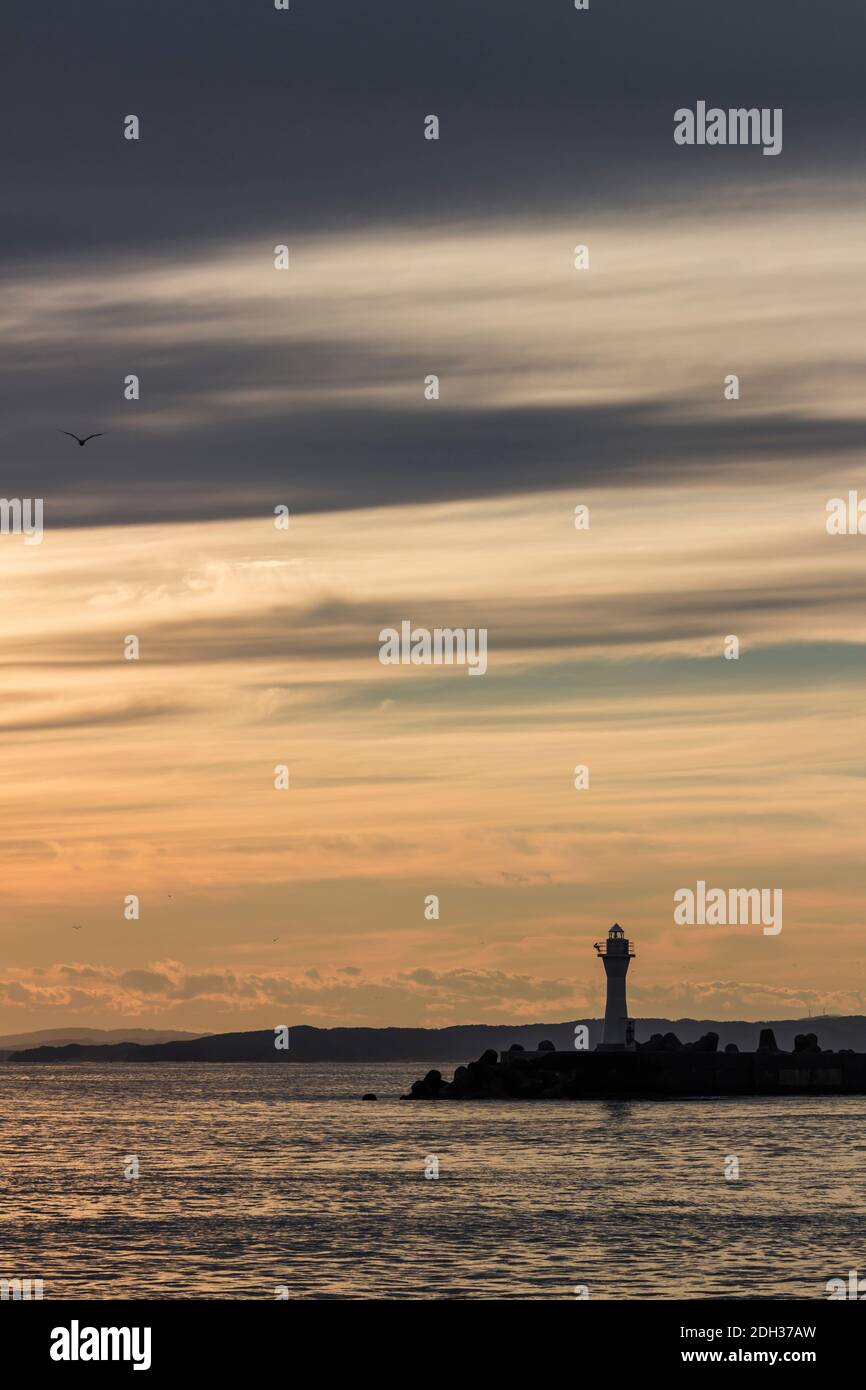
[403, 1029, 866, 1099]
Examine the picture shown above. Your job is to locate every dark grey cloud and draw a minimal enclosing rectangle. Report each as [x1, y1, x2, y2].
[6, 0, 864, 265]
[6, 0, 866, 523]
[4, 398, 866, 529]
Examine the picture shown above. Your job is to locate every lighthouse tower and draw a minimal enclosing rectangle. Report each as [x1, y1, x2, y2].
[594, 923, 635, 1050]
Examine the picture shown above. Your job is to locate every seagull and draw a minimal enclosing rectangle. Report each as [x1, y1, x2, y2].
[272, 937, 280, 943]
[71, 924, 83, 931]
[58, 431, 105, 447]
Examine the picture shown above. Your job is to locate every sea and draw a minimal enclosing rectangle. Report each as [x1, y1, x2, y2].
[1, 1063, 863, 1300]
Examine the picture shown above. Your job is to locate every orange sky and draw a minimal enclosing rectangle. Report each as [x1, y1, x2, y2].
[2, 196, 865, 1031]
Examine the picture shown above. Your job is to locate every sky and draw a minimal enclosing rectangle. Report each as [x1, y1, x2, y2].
[1, 0, 865, 1032]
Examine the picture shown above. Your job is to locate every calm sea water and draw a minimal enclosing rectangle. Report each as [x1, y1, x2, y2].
[0, 1063, 862, 1300]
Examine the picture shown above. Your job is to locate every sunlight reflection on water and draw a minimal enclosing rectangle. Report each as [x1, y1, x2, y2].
[0, 1064, 861, 1299]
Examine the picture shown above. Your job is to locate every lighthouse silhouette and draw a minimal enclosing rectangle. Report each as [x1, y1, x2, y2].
[594, 923, 636, 1050]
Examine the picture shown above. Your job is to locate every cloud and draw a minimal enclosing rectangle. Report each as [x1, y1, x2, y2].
[118, 969, 176, 995]
[634, 979, 865, 1019]
[0, 698, 195, 735]
[2, 2, 865, 1036]
[3, 960, 859, 1029]
[6, 198, 866, 525]
[5, 0, 866, 272]
[0, 961, 577, 1026]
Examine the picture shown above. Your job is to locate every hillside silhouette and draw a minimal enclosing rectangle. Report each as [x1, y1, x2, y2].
[9, 1016, 866, 1063]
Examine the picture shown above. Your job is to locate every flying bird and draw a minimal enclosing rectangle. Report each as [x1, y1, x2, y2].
[71, 924, 83, 931]
[57, 431, 105, 447]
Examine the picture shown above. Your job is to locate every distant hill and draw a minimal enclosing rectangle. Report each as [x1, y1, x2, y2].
[8, 1016, 866, 1063]
[0, 1027, 206, 1061]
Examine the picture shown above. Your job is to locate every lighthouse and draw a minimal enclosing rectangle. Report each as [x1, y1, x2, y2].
[594, 923, 635, 1050]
